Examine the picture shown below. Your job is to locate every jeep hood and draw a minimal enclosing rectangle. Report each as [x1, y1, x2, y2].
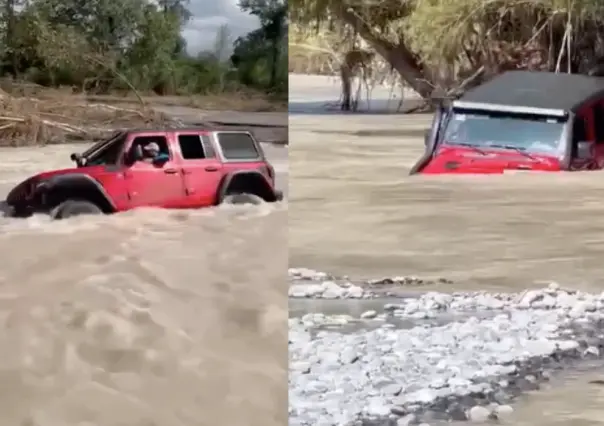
[6, 165, 108, 204]
[416, 146, 562, 174]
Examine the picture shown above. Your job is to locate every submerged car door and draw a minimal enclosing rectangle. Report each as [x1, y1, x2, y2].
[123, 134, 186, 208]
[175, 133, 223, 207]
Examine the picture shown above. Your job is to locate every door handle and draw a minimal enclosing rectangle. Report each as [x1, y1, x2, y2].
[164, 168, 178, 174]
[205, 166, 219, 172]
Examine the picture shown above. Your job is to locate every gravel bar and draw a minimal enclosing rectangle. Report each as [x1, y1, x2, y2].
[289, 269, 604, 425]
[288, 268, 451, 299]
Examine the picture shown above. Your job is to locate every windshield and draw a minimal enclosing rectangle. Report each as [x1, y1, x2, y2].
[441, 109, 566, 156]
[84, 133, 127, 166]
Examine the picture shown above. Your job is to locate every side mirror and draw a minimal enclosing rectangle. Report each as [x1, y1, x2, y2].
[576, 141, 593, 160]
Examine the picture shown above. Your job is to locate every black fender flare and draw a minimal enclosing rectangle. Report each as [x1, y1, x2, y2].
[34, 173, 116, 213]
[216, 170, 278, 203]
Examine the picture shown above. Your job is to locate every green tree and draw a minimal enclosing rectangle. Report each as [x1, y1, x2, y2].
[0, 0, 286, 96]
[239, 0, 287, 88]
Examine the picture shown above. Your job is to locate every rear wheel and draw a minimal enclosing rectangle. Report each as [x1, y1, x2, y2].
[51, 199, 103, 220]
[222, 193, 264, 206]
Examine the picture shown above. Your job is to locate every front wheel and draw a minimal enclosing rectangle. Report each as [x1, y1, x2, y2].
[51, 199, 103, 220]
[222, 193, 265, 206]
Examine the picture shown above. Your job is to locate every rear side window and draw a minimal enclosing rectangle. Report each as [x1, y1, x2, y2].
[178, 134, 206, 159]
[573, 116, 588, 143]
[593, 103, 604, 143]
[178, 134, 218, 159]
[216, 132, 260, 160]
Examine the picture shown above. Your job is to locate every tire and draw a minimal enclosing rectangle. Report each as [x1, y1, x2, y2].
[222, 193, 264, 206]
[52, 199, 103, 220]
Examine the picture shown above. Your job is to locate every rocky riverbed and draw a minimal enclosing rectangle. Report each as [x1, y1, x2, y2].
[288, 269, 604, 426]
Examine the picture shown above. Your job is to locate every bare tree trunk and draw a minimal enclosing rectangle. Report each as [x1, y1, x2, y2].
[334, 6, 435, 100]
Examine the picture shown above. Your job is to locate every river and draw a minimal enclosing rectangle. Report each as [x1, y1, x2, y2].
[0, 141, 288, 426]
[289, 73, 604, 425]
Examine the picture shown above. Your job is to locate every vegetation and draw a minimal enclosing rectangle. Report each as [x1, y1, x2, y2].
[0, 0, 287, 99]
[290, 0, 604, 109]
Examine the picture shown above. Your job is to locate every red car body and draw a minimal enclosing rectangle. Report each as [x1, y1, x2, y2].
[418, 146, 563, 174]
[6, 128, 282, 219]
[410, 71, 604, 175]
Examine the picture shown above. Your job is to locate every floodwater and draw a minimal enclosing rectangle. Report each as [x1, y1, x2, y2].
[288, 74, 604, 425]
[0, 143, 288, 426]
[289, 112, 604, 293]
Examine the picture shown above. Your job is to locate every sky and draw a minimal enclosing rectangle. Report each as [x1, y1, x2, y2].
[182, 0, 261, 55]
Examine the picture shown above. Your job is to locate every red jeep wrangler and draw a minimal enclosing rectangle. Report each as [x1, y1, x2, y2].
[5, 128, 283, 219]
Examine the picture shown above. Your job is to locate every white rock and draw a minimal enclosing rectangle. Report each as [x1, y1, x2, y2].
[557, 340, 580, 351]
[321, 281, 345, 299]
[361, 310, 378, 319]
[468, 405, 491, 422]
[493, 404, 514, 419]
[291, 361, 312, 374]
[339, 348, 360, 364]
[289, 283, 324, 298]
[517, 289, 544, 308]
[584, 346, 600, 356]
[397, 414, 417, 426]
[381, 383, 402, 396]
[346, 285, 365, 298]
[365, 398, 392, 417]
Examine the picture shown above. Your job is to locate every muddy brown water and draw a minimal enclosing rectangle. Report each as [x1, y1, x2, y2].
[288, 108, 604, 425]
[0, 142, 288, 426]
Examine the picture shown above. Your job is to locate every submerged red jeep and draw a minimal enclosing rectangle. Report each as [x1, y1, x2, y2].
[5, 128, 283, 219]
[411, 71, 604, 175]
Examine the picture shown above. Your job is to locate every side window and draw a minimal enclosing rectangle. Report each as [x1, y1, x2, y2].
[593, 103, 604, 143]
[573, 115, 588, 144]
[178, 134, 206, 159]
[216, 132, 260, 160]
[131, 136, 170, 157]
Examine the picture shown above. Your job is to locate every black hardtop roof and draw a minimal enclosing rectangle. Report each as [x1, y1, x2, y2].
[459, 71, 604, 112]
[123, 126, 253, 134]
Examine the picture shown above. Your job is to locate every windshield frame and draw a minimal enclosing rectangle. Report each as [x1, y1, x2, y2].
[80, 131, 125, 158]
[81, 132, 128, 166]
[438, 108, 568, 157]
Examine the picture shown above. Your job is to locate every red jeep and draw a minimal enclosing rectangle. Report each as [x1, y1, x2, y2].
[411, 71, 604, 174]
[5, 128, 283, 219]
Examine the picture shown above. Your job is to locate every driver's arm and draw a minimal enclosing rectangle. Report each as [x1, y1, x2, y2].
[155, 152, 170, 161]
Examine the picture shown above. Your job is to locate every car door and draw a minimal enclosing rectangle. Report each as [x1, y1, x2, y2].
[176, 133, 224, 207]
[123, 134, 187, 209]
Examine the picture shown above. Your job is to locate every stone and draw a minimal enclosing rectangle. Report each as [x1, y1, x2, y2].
[493, 404, 514, 419]
[361, 310, 378, 319]
[347, 285, 365, 298]
[390, 405, 407, 416]
[382, 383, 403, 396]
[467, 405, 491, 422]
[340, 348, 360, 364]
[291, 361, 311, 374]
[365, 398, 392, 417]
[396, 414, 417, 426]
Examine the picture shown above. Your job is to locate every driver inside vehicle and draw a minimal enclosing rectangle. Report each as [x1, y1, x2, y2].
[142, 142, 169, 163]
